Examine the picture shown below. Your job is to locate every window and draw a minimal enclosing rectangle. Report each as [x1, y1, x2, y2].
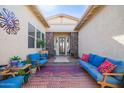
[36, 29, 41, 48]
[42, 33, 44, 41]
[28, 23, 35, 48]
[28, 23, 44, 49]
[42, 33, 46, 49]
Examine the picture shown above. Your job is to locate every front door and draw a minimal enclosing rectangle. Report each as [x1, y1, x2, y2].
[59, 37, 65, 55]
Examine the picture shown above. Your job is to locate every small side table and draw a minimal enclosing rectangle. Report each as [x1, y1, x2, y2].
[10, 64, 32, 74]
[9, 64, 32, 83]
[0, 69, 17, 80]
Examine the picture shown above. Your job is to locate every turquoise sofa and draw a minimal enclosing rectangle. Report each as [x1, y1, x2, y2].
[28, 53, 48, 70]
[78, 54, 124, 87]
[41, 53, 48, 59]
[0, 76, 24, 88]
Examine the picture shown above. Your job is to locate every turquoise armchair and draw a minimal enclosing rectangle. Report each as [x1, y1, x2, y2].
[0, 76, 24, 88]
[28, 53, 48, 71]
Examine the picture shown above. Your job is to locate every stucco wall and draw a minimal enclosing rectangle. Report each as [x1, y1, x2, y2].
[0, 5, 46, 65]
[79, 5, 124, 61]
[48, 17, 78, 24]
[47, 17, 78, 32]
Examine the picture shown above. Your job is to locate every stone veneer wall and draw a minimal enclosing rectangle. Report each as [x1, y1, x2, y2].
[46, 32, 54, 57]
[70, 32, 78, 57]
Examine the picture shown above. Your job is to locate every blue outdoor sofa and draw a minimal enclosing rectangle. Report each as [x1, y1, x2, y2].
[28, 53, 48, 71]
[0, 76, 24, 88]
[78, 53, 124, 88]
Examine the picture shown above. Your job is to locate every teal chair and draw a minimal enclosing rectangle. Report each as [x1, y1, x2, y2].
[28, 53, 48, 71]
[0, 76, 24, 88]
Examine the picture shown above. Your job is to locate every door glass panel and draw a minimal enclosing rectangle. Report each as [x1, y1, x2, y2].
[59, 37, 65, 54]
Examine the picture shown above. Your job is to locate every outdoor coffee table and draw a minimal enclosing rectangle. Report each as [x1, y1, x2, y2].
[0, 64, 32, 77]
[10, 64, 32, 74]
[9, 64, 32, 83]
[0, 69, 17, 77]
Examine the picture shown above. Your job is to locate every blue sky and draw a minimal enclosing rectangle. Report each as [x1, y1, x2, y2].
[37, 5, 88, 18]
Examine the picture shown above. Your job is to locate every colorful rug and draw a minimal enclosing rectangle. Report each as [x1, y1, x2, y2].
[23, 62, 99, 88]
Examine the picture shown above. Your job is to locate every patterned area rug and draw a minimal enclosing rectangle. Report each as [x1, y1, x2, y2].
[23, 62, 99, 88]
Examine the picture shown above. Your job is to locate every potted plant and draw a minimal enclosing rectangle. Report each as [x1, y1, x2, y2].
[10, 56, 22, 67]
[17, 69, 30, 83]
[37, 39, 46, 50]
[37, 39, 49, 58]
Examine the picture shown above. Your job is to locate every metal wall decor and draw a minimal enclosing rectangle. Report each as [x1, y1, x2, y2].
[0, 8, 20, 34]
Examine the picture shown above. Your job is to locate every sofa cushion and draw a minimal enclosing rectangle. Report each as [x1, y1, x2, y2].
[38, 59, 48, 65]
[107, 58, 124, 81]
[88, 54, 96, 63]
[89, 54, 106, 67]
[78, 60, 103, 81]
[81, 54, 89, 62]
[28, 53, 41, 60]
[86, 66, 104, 81]
[98, 60, 116, 73]
[106, 76, 123, 86]
[41, 54, 48, 59]
[79, 59, 97, 70]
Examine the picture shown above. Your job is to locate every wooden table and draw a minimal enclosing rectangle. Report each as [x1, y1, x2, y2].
[0, 71, 17, 77]
[0, 64, 32, 77]
[10, 64, 32, 74]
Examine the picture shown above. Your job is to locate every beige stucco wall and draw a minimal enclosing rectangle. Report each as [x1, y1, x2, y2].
[0, 5, 46, 65]
[48, 17, 78, 24]
[79, 5, 124, 61]
[47, 17, 78, 32]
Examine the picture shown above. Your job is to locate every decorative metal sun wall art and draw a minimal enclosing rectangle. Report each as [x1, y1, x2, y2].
[0, 8, 20, 35]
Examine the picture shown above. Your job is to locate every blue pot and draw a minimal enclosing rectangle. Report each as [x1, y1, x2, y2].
[10, 60, 19, 67]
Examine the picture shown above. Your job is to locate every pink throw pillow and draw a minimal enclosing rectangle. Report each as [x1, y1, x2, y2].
[98, 60, 116, 73]
[81, 54, 89, 62]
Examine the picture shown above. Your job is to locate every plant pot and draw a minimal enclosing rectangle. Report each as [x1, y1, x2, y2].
[31, 68, 37, 74]
[10, 60, 19, 67]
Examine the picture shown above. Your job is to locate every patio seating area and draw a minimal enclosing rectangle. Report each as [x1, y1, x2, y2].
[0, 52, 124, 88]
[0, 51, 48, 88]
[0, 5, 124, 88]
[79, 53, 124, 88]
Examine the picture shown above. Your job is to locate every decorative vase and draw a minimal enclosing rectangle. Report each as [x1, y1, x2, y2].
[10, 60, 19, 67]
